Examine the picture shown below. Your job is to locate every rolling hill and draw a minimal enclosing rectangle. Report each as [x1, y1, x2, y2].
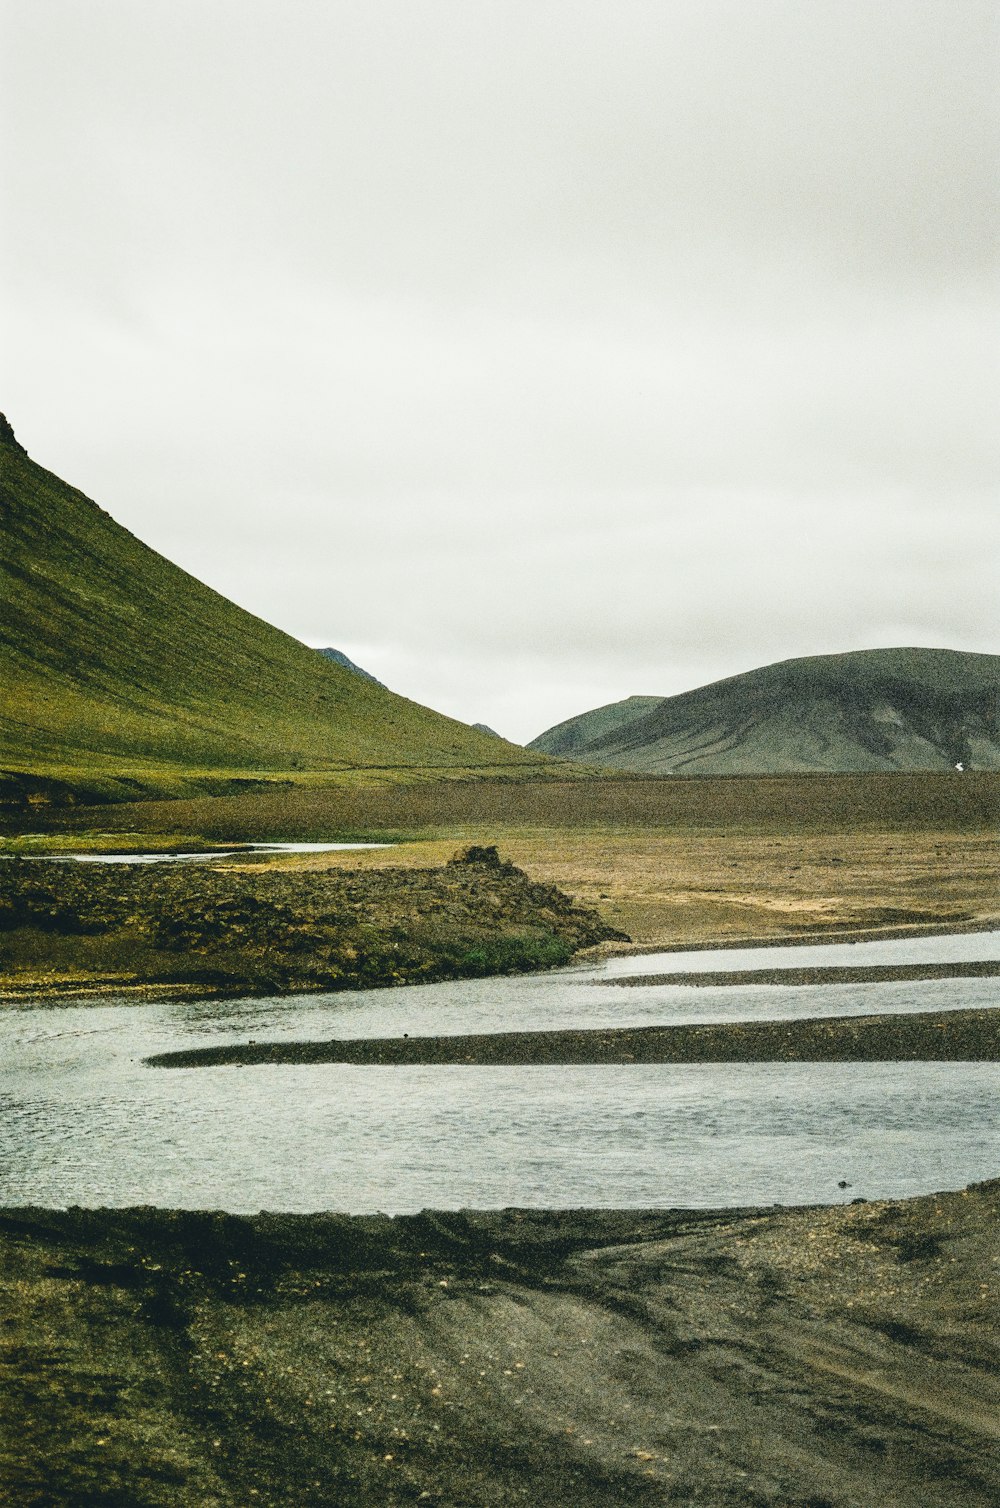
[529, 649, 1000, 774]
[0, 415, 543, 802]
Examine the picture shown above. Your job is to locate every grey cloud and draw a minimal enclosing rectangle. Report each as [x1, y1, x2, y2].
[2, 1, 996, 741]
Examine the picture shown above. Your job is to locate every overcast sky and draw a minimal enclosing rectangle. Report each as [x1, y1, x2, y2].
[2, 2, 997, 742]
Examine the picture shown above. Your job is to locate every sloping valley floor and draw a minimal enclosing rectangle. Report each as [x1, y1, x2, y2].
[1, 1182, 997, 1507]
[2, 776, 998, 1505]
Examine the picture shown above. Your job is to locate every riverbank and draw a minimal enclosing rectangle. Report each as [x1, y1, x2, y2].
[2, 1179, 996, 1507]
[0, 847, 626, 1000]
[148, 1003, 1000, 1069]
[10, 771, 999, 951]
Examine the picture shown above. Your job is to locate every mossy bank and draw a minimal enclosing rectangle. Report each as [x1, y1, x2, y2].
[0, 847, 626, 999]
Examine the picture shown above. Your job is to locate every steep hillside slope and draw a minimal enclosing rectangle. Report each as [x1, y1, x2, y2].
[529, 649, 1000, 774]
[0, 417, 543, 799]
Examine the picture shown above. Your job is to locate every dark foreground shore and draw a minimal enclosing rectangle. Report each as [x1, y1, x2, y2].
[149, 1003, 1000, 1069]
[1, 1181, 997, 1507]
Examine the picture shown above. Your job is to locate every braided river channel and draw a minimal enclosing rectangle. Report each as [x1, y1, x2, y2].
[2, 930, 997, 1213]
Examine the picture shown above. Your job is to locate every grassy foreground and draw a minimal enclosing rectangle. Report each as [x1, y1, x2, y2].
[1, 1181, 997, 1507]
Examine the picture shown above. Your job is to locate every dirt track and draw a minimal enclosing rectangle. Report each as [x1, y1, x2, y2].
[1, 1181, 997, 1507]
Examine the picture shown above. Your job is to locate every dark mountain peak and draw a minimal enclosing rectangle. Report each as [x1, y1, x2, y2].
[529, 648, 1000, 774]
[0, 414, 28, 455]
[316, 647, 386, 689]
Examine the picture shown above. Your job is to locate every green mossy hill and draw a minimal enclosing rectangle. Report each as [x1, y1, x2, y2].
[0, 417, 544, 801]
[530, 648, 1000, 774]
[0, 846, 626, 996]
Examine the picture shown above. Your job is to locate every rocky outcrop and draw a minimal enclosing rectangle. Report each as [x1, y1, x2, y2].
[0, 413, 27, 455]
[0, 850, 628, 997]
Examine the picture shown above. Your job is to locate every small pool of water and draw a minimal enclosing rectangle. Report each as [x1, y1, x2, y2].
[19, 841, 391, 865]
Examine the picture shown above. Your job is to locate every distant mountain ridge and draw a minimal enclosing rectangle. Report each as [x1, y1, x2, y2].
[529, 649, 1000, 774]
[0, 416, 546, 800]
[316, 647, 386, 688]
[314, 660, 515, 745]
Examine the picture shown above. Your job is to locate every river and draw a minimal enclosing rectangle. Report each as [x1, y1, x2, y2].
[1, 931, 997, 1214]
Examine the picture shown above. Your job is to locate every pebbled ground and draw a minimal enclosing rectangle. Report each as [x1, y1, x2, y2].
[148, 1002, 1000, 1069]
[0, 1181, 997, 1506]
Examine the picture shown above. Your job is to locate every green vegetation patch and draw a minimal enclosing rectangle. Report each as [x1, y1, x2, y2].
[0, 831, 231, 856]
[0, 846, 625, 998]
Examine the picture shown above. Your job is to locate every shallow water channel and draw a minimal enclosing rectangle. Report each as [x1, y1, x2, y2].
[2, 931, 997, 1214]
[22, 841, 390, 865]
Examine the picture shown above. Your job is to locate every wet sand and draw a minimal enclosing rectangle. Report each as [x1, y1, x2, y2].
[148, 1003, 1000, 1070]
[1, 1180, 997, 1506]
